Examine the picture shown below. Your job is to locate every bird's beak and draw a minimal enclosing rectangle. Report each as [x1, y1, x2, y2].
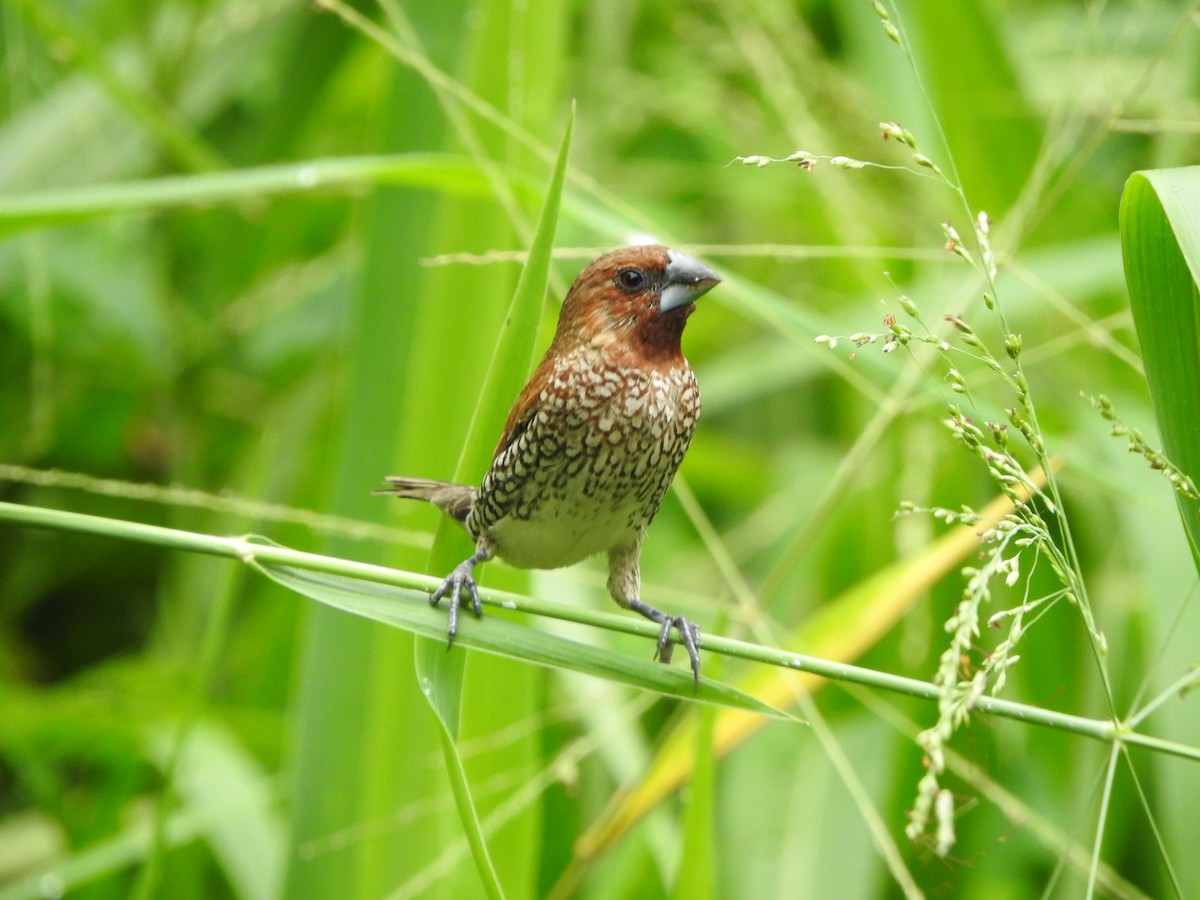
[659, 250, 721, 314]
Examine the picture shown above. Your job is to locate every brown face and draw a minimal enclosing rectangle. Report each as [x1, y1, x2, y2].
[551, 245, 720, 367]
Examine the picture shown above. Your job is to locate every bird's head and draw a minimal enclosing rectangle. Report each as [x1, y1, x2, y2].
[552, 245, 721, 368]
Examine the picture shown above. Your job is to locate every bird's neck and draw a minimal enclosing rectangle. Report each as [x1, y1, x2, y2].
[597, 320, 690, 373]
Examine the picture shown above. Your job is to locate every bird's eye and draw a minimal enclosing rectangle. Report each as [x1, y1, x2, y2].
[616, 268, 646, 292]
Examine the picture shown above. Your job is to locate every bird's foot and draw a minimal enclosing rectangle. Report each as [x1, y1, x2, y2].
[626, 598, 702, 690]
[430, 548, 490, 649]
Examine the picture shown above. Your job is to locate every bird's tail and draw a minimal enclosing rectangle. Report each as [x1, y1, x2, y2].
[375, 477, 476, 526]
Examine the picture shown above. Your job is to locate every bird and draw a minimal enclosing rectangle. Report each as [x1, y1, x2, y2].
[379, 245, 720, 687]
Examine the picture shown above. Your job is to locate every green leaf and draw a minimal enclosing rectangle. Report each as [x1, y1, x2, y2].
[410, 106, 575, 900]
[255, 565, 785, 719]
[279, 24, 475, 895]
[672, 654, 720, 900]
[1120, 166, 1200, 571]
[144, 724, 284, 900]
[901, 0, 1040, 214]
[414, 107, 575, 740]
[451, 108, 574, 484]
[0, 155, 488, 235]
[436, 726, 504, 900]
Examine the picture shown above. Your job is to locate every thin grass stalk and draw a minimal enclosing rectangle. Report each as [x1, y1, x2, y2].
[4, 500, 1199, 764]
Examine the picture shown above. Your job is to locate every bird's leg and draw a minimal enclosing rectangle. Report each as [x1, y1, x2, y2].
[626, 599, 702, 689]
[608, 542, 702, 689]
[430, 539, 494, 649]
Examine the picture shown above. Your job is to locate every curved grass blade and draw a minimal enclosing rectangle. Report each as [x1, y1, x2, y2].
[256, 563, 784, 719]
[1121, 166, 1200, 571]
[0, 155, 487, 235]
[411, 106, 575, 900]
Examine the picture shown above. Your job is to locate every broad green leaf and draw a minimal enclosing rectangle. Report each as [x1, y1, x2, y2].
[281, 17, 474, 896]
[901, 0, 1040, 214]
[1121, 167, 1200, 571]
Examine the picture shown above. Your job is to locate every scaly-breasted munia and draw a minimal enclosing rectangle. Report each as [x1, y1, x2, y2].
[380, 245, 720, 685]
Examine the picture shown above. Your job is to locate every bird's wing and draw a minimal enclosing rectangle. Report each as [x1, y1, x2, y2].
[492, 356, 555, 460]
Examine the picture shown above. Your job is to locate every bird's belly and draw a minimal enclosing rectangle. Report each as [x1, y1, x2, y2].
[489, 490, 640, 570]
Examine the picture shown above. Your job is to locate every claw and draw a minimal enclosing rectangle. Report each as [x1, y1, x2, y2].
[627, 598, 703, 690]
[430, 547, 491, 649]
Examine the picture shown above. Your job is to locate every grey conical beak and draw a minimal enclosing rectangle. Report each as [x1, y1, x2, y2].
[659, 249, 721, 313]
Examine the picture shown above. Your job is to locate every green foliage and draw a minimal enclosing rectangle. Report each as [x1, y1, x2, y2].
[1121, 167, 1200, 569]
[2, 1, 1200, 898]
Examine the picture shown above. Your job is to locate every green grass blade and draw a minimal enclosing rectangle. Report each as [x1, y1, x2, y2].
[437, 727, 505, 900]
[8, 0, 225, 174]
[410, 104, 574, 900]
[900, 0, 1040, 214]
[414, 106, 574, 738]
[0, 155, 487, 235]
[1121, 167, 1200, 570]
[144, 723, 284, 900]
[672, 658, 720, 900]
[450, 106, 573, 484]
[280, 30, 472, 893]
[5, 500, 1193, 742]
[254, 565, 784, 718]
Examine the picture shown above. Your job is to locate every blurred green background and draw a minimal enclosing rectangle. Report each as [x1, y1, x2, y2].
[2, 0, 1199, 897]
